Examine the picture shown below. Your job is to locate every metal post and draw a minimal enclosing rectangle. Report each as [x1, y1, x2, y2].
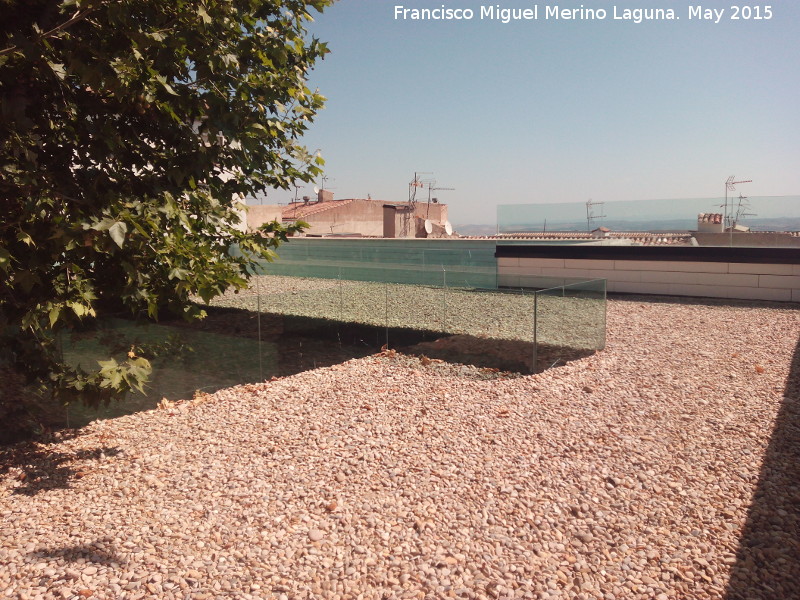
[256, 275, 263, 382]
[533, 292, 538, 373]
[442, 266, 447, 333]
[385, 282, 389, 348]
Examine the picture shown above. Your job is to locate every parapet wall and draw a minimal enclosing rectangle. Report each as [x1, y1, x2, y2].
[496, 245, 800, 302]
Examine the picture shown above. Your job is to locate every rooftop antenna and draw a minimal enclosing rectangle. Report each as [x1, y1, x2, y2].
[724, 176, 752, 229]
[292, 183, 305, 203]
[425, 181, 454, 217]
[725, 176, 752, 245]
[408, 171, 434, 210]
[586, 198, 606, 232]
[733, 193, 756, 226]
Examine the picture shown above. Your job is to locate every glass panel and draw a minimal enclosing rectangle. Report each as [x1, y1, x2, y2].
[440, 286, 536, 373]
[533, 279, 607, 372]
[60, 317, 269, 426]
[498, 196, 800, 248]
[261, 239, 498, 287]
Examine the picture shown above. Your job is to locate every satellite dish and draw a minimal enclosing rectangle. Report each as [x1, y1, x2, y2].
[313, 186, 320, 194]
[445, 221, 453, 236]
[424, 219, 433, 234]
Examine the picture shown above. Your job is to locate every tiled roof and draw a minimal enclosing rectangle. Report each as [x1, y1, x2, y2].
[488, 232, 693, 246]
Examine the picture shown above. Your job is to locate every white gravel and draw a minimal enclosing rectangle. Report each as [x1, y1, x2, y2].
[1, 295, 798, 600]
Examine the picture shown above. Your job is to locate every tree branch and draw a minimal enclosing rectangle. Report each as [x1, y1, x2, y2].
[0, 5, 100, 57]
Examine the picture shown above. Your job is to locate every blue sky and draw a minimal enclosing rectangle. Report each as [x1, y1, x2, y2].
[274, 0, 800, 225]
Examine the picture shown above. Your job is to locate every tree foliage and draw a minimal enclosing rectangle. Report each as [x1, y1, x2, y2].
[0, 0, 330, 413]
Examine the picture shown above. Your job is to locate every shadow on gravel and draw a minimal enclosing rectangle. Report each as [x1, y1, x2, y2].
[401, 334, 595, 374]
[608, 292, 798, 311]
[29, 541, 127, 567]
[0, 437, 120, 496]
[724, 336, 800, 600]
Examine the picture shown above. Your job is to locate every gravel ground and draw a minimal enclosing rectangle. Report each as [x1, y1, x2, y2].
[1, 295, 799, 600]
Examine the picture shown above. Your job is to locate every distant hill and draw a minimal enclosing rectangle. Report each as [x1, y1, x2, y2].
[453, 223, 498, 236]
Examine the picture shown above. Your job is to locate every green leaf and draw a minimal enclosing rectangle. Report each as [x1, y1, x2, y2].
[0, 246, 10, 272]
[47, 62, 66, 80]
[108, 221, 127, 248]
[68, 301, 88, 318]
[198, 5, 212, 24]
[168, 267, 189, 280]
[155, 74, 178, 96]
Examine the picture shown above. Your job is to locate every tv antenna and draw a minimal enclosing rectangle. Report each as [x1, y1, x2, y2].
[733, 193, 756, 227]
[292, 183, 305, 203]
[724, 176, 751, 229]
[425, 182, 454, 216]
[408, 171, 434, 209]
[586, 199, 606, 232]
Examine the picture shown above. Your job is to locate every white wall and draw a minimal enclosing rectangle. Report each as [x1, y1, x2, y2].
[498, 257, 800, 302]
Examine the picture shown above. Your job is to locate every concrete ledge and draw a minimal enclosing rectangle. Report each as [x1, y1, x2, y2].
[540, 267, 588, 278]
[730, 263, 794, 276]
[495, 244, 800, 265]
[519, 257, 565, 269]
[587, 269, 642, 283]
[497, 257, 520, 268]
[496, 254, 799, 302]
[614, 260, 729, 273]
[502, 265, 543, 276]
[639, 271, 759, 287]
[758, 275, 800, 290]
[565, 258, 613, 270]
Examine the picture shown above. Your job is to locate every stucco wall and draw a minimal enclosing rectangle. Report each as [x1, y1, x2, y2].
[303, 200, 386, 236]
[245, 205, 283, 231]
[298, 200, 450, 237]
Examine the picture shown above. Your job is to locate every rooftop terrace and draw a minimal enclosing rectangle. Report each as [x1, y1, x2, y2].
[1, 294, 798, 599]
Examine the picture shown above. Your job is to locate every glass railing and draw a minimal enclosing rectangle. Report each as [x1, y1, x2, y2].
[58, 260, 606, 427]
[532, 278, 607, 372]
[497, 195, 800, 247]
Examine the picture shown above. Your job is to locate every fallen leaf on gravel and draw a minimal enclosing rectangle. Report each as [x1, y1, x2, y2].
[755, 364, 765, 374]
